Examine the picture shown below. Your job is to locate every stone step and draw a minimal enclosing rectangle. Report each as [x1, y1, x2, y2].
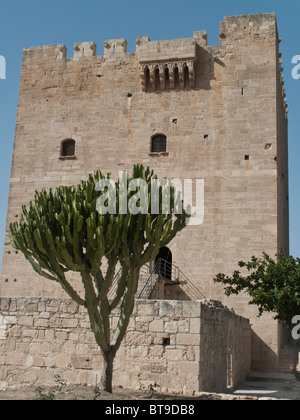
[242, 382, 295, 395]
[246, 374, 291, 384]
[279, 350, 300, 372]
[234, 372, 300, 400]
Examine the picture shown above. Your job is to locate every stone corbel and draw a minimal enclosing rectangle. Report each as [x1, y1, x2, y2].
[178, 62, 185, 89]
[158, 64, 165, 90]
[186, 60, 195, 88]
[141, 65, 148, 92]
[149, 64, 156, 89]
[168, 63, 175, 89]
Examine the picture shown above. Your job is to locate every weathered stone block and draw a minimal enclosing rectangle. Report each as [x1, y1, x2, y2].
[60, 318, 78, 329]
[182, 301, 201, 318]
[149, 319, 164, 332]
[34, 318, 49, 328]
[176, 333, 200, 347]
[164, 321, 178, 333]
[159, 301, 175, 317]
[19, 316, 34, 327]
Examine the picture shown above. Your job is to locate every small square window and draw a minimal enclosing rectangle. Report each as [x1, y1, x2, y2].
[61, 139, 75, 157]
[59, 139, 77, 160]
[151, 135, 167, 153]
[162, 337, 171, 347]
[244, 155, 250, 161]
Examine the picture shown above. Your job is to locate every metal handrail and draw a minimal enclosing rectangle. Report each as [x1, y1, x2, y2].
[107, 264, 150, 300]
[137, 258, 206, 300]
[138, 258, 162, 300]
[107, 267, 123, 299]
[108, 259, 206, 301]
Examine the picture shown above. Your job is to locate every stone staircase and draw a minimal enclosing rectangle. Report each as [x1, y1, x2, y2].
[107, 265, 150, 300]
[108, 259, 205, 302]
[278, 346, 300, 372]
[137, 258, 205, 300]
[234, 371, 300, 400]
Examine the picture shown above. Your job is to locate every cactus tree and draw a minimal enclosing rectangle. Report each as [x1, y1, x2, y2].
[9, 164, 189, 392]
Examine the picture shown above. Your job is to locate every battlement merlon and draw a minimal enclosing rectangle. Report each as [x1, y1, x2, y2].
[74, 42, 97, 60]
[23, 44, 67, 60]
[21, 13, 280, 61]
[219, 13, 277, 41]
[104, 39, 127, 57]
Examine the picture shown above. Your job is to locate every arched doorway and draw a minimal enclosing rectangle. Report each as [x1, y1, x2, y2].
[155, 247, 172, 281]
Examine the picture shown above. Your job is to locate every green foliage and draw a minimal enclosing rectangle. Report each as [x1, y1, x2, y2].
[214, 251, 300, 329]
[35, 387, 56, 401]
[35, 375, 67, 400]
[9, 164, 188, 391]
[9, 165, 186, 288]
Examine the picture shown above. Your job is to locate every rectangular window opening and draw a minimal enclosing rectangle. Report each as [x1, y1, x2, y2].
[162, 337, 171, 347]
[151, 135, 167, 153]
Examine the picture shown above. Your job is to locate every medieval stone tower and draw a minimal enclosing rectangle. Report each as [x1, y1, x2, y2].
[0, 13, 289, 389]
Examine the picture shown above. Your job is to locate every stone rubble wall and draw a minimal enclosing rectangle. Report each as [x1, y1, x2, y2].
[0, 298, 251, 394]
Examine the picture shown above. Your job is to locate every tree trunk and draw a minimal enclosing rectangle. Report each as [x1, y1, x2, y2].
[100, 349, 115, 393]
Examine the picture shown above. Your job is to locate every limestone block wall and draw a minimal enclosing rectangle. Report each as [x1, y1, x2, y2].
[0, 298, 251, 394]
[0, 13, 287, 371]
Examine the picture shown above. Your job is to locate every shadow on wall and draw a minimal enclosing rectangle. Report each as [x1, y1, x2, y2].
[194, 44, 217, 92]
[251, 330, 279, 371]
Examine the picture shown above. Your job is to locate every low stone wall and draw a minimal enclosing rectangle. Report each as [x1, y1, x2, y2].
[0, 298, 251, 394]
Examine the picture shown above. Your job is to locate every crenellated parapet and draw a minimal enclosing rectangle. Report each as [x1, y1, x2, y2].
[20, 13, 286, 99]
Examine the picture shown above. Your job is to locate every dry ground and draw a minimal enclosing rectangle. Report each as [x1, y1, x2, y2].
[0, 385, 262, 400]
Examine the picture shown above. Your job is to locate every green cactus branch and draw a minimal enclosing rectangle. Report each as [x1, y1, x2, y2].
[109, 266, 129, 311]
[112, 266, 140, 352]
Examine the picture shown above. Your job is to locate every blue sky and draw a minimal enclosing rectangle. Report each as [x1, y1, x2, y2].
[0, 0, 300, 272]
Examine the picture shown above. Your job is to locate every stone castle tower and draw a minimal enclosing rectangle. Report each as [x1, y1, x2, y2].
[1, 12, 289, 378]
